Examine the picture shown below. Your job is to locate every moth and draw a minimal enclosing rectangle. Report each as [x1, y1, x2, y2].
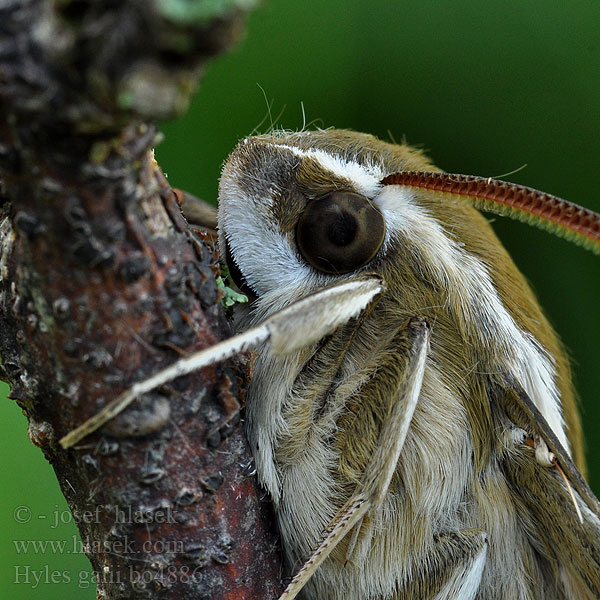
[62, 130, 600, 599]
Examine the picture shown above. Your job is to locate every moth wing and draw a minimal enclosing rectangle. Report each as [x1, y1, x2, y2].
[497, 385, 600, 598]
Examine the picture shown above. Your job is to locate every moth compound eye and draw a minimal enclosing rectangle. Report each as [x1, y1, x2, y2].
[296, 191, 385, 274]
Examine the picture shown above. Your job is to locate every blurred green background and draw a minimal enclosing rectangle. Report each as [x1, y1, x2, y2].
[2, 1, 599, 597]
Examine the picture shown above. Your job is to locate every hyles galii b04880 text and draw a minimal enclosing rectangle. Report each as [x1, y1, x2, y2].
[62, 129, 600, 600]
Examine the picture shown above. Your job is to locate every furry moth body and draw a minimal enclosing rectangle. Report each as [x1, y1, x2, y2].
[217, 130, 600, 600]
[60, 129, 600, 599]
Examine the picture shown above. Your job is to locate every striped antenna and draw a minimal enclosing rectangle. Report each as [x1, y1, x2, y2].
[381, 172, 600, 254]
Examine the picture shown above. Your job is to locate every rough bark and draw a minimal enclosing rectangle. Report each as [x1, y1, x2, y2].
[0, 1, 282, 598]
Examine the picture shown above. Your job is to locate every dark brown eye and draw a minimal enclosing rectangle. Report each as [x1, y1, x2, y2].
[296, 191, 385, 274]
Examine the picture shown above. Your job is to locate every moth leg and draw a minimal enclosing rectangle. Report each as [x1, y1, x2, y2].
[392, 530, 488, 600]
[60, 276, 382, 448]
[359, 319, 429, 506]
[173, 188, 218, 230]
[278, 319, 430, 600]
[497, 396, 600, 597]
[495, 386, 600, 598]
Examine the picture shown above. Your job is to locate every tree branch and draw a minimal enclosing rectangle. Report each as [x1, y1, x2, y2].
[0, 1, 282, 598]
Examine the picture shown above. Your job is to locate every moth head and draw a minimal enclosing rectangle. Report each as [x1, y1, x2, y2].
[219, 129, 600, 325]
[217, 130, 440, 321]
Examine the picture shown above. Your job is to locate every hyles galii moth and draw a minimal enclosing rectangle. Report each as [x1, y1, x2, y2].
[62, 129, 600, 600]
